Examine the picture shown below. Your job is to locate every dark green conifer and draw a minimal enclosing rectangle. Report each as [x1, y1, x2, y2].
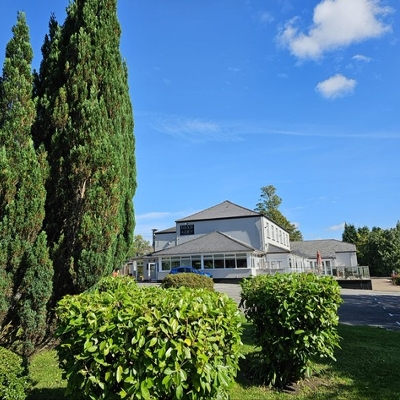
[0, 12, 53, 356]
[34, 0, 136, 302]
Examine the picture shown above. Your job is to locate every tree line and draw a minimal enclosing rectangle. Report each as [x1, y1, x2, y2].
[0, 0, 136, 358]
[256, 185, 399, 277]
[342, 222, 400, 276]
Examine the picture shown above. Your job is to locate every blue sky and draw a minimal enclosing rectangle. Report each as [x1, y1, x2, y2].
[1, 0, 399, 242]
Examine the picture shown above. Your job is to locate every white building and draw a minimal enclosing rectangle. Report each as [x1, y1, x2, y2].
[128, 200, 360, 281]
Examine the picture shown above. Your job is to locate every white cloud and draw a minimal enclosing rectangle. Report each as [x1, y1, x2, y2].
[352, 54, 372, 62]
[328, 222, 345, 231]
[259, 12, 274, 24]
[150, 114, 242, 142]
[138, 111, 400, 141]
[315, 74, 357, 99]
[278, 0, 393, 59]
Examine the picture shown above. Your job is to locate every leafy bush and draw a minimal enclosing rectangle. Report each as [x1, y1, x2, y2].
[88, 275, 138, 293]
[240, 273, 342, 388]
[161, 273, 214, 290]
[0, 346, 29, 400]
[56, 285, 242, 399]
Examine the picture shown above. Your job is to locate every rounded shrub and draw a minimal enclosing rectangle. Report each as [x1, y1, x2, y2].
[56, 285, 242, 399]
[161, 273, 214, 291]
[240, 273, 343, 388]
[89, 275, 138, 293]
[0, 346, 29, 400]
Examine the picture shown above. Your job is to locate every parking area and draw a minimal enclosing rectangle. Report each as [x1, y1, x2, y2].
[138, 280, 400, 331]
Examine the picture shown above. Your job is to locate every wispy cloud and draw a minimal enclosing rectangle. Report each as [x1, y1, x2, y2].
[258, 11, 274, 24]
[148, 113, 242, 142]
[138, 111, 400, 141]
[328, 222, 345, 231]
[278, 0, 393, 60]
[315, 74, 357, 99]
[353, 54, 372, 62]
[135, 210, 192, 240]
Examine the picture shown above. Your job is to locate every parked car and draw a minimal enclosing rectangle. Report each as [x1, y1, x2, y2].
[170, 266, 213, 278]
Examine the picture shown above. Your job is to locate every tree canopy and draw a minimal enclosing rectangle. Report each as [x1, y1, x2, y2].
[0, 1, 136, 355]
[342, 222, 400, 276]
[255, 185, 303, 241]
[33, 0, 136, 304]
[128, 235, 153, 259]
[0, 12, 53, 357]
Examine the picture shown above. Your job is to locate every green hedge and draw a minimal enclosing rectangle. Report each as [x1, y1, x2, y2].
[240, 273, 342, 388]
[88, 275, 138, 293]
[161, 273, 214, 290]
[56, 285, 242, 399]
[0, 347, 29, 400]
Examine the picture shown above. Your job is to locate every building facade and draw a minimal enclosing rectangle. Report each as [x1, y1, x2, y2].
[126, 200, 360, 281]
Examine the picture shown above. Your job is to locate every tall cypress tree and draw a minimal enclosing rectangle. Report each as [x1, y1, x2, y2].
[0, 12, 53, 356]
[34, 0, 136, 302]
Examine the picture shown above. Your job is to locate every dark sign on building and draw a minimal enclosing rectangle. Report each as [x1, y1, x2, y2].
[180, 224, 194, 235]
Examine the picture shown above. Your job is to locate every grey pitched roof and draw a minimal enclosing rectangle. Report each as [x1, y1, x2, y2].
[154, 227, 176, 234]
[290, 239, 356, 259]
[176, 200, 260, 222]
[151, 231, 264, 256]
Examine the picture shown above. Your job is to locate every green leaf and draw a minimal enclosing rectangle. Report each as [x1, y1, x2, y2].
[116, 365, 123, 383]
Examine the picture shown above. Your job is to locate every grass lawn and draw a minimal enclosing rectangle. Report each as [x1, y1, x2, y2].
[27, 324, 400, 400]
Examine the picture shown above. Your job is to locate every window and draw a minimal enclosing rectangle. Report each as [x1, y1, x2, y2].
[180, 258, 191, 267]
[225, 255, 236, 269]
[171, 257, 180, 269]
[203, 255, 213, 269]
[192, 256, 201, 270]
[161, 259, 170, 271]
[236, 254, 247, 268]
[214, 255, 224, 268]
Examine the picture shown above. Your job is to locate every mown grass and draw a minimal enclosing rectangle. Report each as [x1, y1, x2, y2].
[27, 324, 400, 400]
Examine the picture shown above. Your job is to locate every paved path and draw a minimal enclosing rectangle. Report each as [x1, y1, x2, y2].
[138, 278, 400, 331]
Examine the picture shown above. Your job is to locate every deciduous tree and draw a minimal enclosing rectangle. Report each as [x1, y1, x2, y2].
[256, 185, 303, 241]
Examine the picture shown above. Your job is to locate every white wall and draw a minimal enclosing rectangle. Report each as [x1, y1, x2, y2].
[176, 217, 263, 249]
[175, 216, 290, 252]
[336, 252, 358, 267]
[154, 232, 176, 251]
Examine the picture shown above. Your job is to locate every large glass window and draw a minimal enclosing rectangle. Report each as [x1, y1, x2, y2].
[161, 258, 170, 271]
[225, 257, 236, 269]
[192, 256, 201, 270]
[180, 258, 191, 267]
[203, 255, 213, 269]
[236, 254, 247, 268]
[214, 255, 224, 268]
[171, 257, 180, 269]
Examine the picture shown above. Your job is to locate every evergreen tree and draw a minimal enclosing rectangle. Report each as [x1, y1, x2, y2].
[342, 223, 358, 244]
[0, 12, 53, 356]
[34, 0, 136, 303]
[256, 185, 303, 241]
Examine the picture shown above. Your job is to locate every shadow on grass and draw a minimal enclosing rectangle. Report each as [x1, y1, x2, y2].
[27, 387, 67, 400]
[236, 323, 400, 399]
[311, 324, 400, 400]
